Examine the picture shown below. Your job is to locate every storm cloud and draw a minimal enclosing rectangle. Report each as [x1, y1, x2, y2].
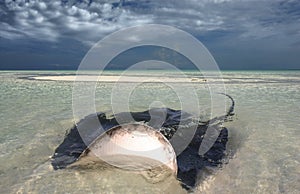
[0, 0, 300, 69]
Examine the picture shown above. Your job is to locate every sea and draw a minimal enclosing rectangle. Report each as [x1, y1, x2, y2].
[0, 70, 299, 193]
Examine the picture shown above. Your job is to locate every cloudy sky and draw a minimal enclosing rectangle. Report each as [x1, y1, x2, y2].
[0, 0, 300, 70]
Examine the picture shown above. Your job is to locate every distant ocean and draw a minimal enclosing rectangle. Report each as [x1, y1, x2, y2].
[0, 70, 299, 193]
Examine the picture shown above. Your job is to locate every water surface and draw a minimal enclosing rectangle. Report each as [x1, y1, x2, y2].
[0, 70, 299, 193]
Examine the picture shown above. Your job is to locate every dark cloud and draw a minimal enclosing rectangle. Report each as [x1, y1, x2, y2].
[2, 0, 299, 43]
[0, 0, 300, 69]
[0, 0, 153, 43]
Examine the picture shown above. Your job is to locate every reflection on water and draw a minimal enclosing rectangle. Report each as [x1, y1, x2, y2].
[0, 71, 299, 193]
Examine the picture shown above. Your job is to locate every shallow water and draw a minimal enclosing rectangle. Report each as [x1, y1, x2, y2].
[0, 70, 299, 193]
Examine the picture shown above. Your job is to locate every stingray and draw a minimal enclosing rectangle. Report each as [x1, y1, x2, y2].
[51, 94, 235, 190]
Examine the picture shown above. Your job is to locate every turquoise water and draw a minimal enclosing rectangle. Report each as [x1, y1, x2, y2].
[0, 71, 299, 193]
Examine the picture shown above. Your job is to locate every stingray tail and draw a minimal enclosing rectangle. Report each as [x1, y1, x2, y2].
[219, 92, 235, 117]
[203, 93, 235, 126]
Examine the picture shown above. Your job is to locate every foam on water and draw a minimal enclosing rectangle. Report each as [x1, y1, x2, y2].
[0, 71, 299, 193]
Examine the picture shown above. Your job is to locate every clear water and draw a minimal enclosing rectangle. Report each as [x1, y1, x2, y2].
[0, 71, 299, 193]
